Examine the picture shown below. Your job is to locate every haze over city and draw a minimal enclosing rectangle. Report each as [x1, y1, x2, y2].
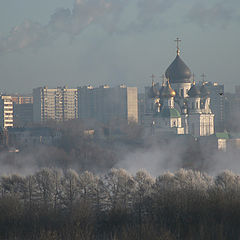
[1, 1, 240, 239]
[0, 0, 239, 93]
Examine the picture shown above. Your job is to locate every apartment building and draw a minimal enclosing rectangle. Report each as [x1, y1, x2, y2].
[0, 95, 14, 129]
[78, 85, 138, 124]
[33, 86, 78, 122]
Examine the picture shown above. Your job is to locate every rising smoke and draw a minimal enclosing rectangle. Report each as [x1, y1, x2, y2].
[186, 1, 239, 28]
[1, 0, 237, 54]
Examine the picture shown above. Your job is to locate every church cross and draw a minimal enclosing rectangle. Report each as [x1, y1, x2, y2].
[150, 74, 155, 85]
[201, 73, 206, 82]
[175, 37, 181, 55]
[161, 74, 165, 85]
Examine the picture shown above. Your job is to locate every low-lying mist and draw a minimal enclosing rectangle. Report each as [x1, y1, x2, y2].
[1, 120, 240, 176]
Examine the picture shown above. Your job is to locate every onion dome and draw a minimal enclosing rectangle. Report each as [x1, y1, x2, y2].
[200, 83, 210, 97]
[162, 80, 176, 98]
[148, 82, 160, 98]
[165, 55, 192, 83]
[188, 82, 200, 98]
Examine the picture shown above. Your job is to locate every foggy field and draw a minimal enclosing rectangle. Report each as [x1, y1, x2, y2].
[1, 168, 240, 239]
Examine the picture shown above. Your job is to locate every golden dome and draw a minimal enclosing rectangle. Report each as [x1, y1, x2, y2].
[162, 79, 176, 98]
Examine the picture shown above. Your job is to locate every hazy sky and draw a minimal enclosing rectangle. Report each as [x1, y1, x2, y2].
[0, 0, 239, 94]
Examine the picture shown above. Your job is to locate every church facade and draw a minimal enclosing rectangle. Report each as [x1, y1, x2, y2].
[144, 40, 214, 137]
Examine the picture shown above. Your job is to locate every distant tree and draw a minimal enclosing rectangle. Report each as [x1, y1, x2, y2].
[35, 168, 55, 208]
[25, 174, 37, 210]
[62, 169, 80, 210]
[51, 169, 63, 211]
[134, 170, 155, 240]
[100, 168, 136, 211]
[0, 195, 23, 239]
[79, 171, 100, 207]
[215, 170, 240, 192]
[1, 174, 27, 200]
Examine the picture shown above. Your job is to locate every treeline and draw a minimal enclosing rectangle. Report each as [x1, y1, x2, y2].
[1, 168, 240, 239]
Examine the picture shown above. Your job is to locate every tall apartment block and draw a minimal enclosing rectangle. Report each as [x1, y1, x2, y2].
[33, 86, 78, 123]
[0, 95, 14, 129]
[78, 85, 138, 124]
[205, 82, 225, 131]
[11, 95, 33, 104]
[11, 95, 33, 127]
[224, 86, 240, 131]
[138, 93, 145, 125]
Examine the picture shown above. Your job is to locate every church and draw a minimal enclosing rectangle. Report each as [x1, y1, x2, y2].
[144, 39, 214, 137]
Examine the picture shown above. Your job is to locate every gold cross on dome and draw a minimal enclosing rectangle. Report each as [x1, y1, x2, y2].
[175, 37, 181, 55]
[201, 73, 206, 82]
[150, 74, 155, 81]
[160, 74, 166, 86]
[150, 74, 155, 86]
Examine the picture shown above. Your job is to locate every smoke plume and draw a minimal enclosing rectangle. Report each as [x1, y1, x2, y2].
[186, 1, 238, 28]
[0, 0, 177, 54]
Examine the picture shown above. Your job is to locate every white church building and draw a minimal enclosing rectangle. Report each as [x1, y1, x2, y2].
[144, 39, 214, 137]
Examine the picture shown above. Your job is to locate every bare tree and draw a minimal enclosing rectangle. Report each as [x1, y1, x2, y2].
[62, 169, 80, 210]
[100, 168, 136, 211]
[35, 168, 55, 208]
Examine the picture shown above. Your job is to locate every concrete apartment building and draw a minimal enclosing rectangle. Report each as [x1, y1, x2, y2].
[205, 82, 225, 131]
[224, 86, 240, 131]
[11, 96, 33, 104]
[11, 95, 33, 127]
[13, 104, 33, 127]
[78, 85, 138, 124]
[33, 86, 78, 123]
[0, 95, 14, 129]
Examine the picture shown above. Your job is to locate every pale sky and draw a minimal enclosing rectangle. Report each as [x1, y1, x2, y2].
[0, 0, 239, 94]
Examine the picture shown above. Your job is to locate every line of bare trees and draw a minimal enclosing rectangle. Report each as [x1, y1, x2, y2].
[1, 168, 240, 239]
